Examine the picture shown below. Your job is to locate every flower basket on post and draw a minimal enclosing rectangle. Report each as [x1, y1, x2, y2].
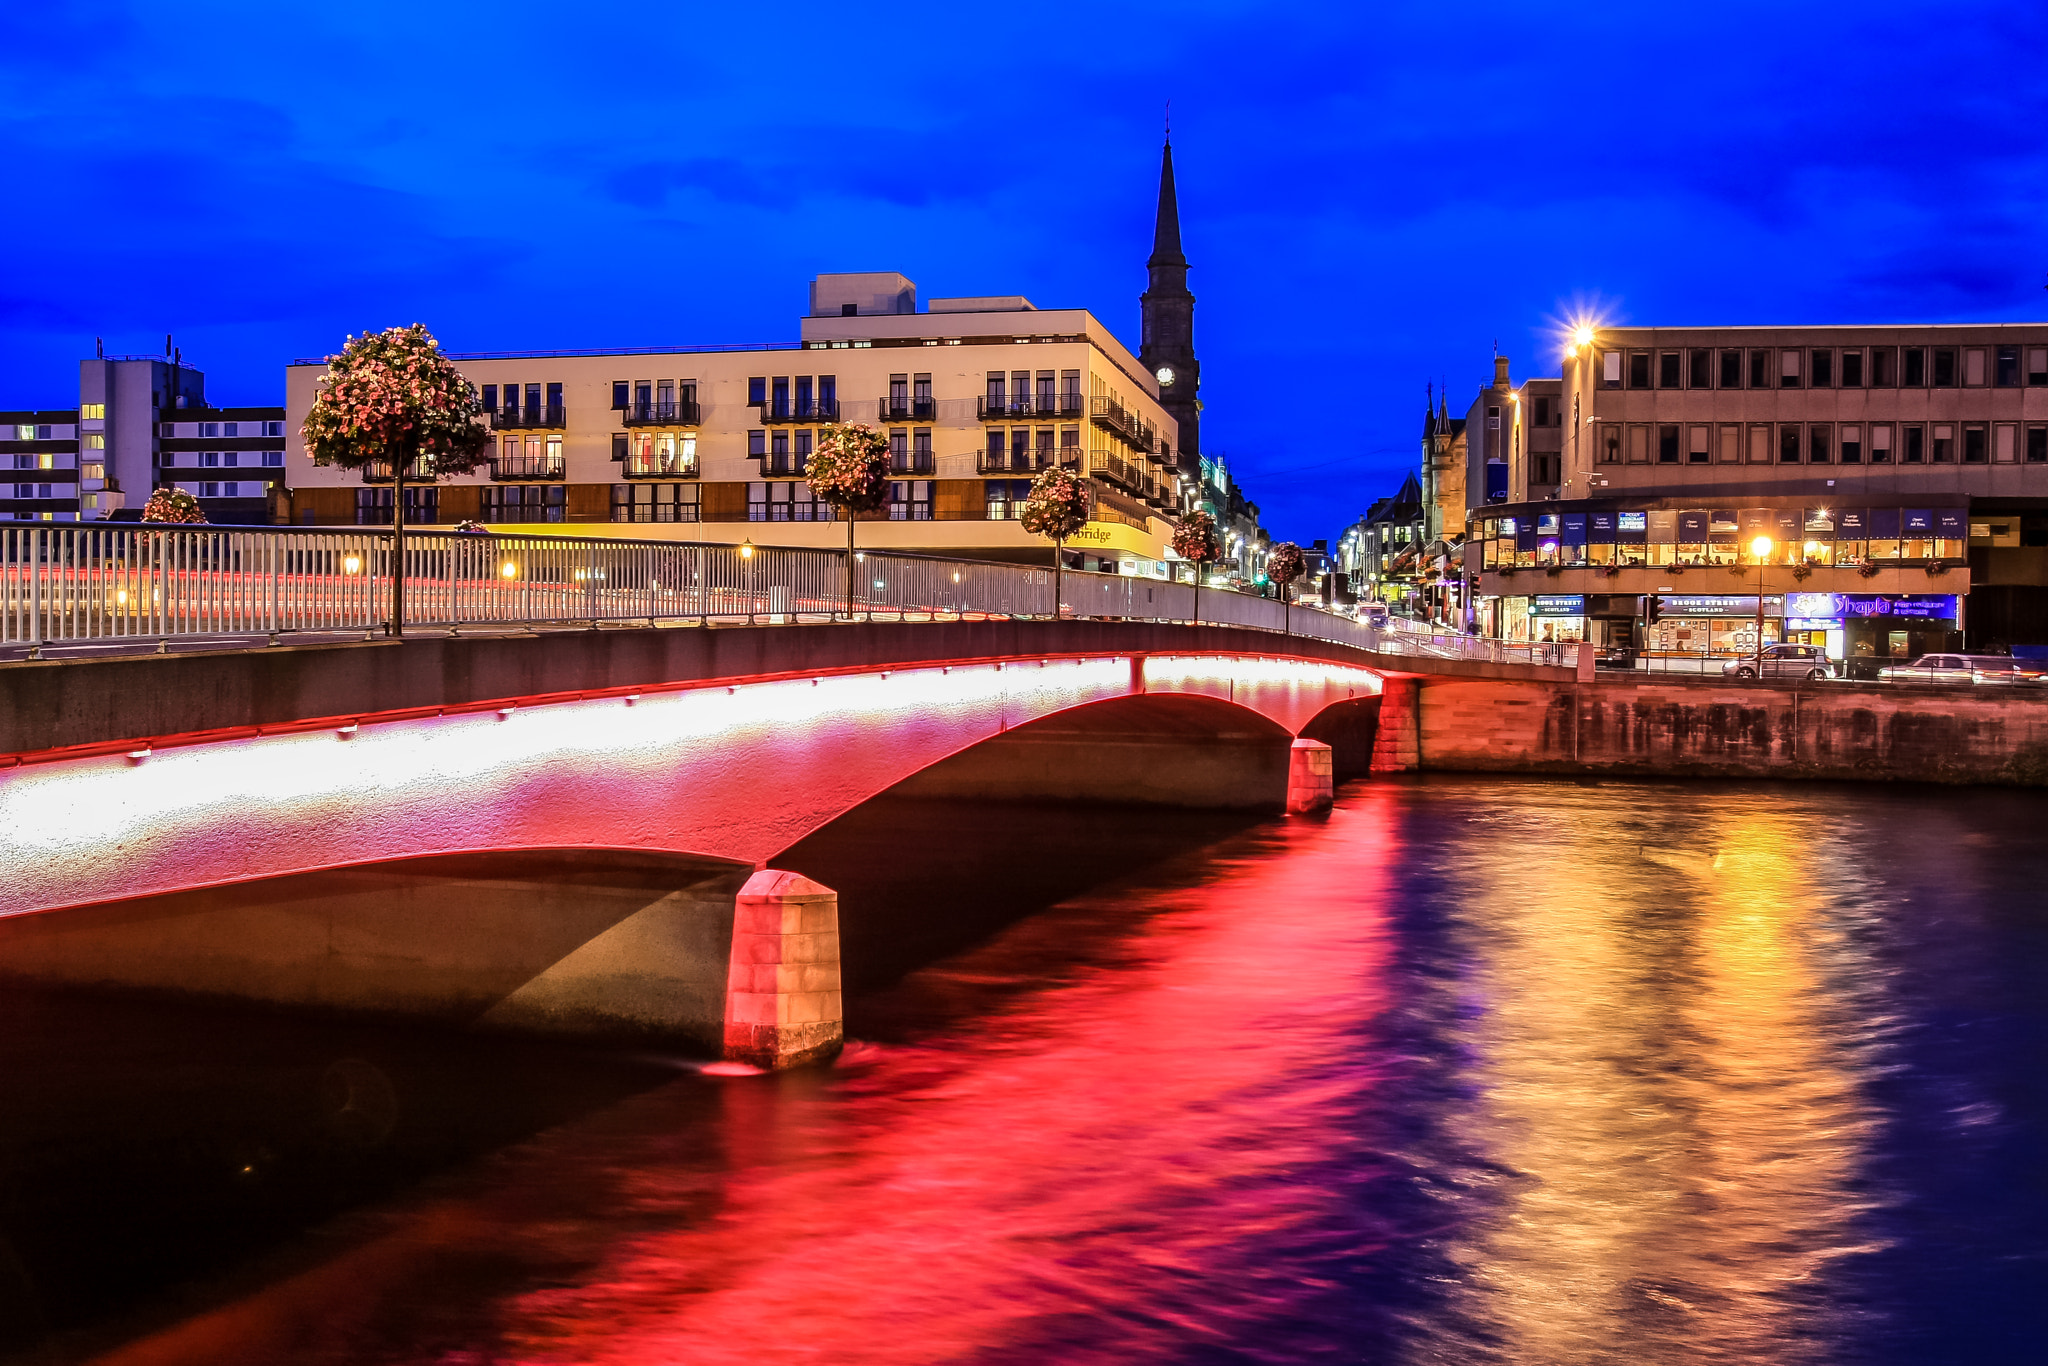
[139, 489, 207, 525]
[1267, 540, 1305, 635]
[806, 423, 892, 620]
[300, 324, 492, 637]
[1020, 464, 1091, 618]
[1172, 510, 1223, 626]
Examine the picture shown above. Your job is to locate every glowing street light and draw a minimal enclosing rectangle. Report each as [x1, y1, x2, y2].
[1574, 325, 1595, 350]
[1749, 534, 1775, 677]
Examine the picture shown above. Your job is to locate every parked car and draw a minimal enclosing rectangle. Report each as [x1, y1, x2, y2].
[1877, 653, 1979, 684]
[1966, 657, 2048, 685]
[1722, 644, 1836, 682]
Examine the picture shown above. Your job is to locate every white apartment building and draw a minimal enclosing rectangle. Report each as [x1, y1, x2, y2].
[283, 273, 1189, 572]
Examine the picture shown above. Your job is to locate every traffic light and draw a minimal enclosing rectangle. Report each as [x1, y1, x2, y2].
[1645, 594, 1665, 625]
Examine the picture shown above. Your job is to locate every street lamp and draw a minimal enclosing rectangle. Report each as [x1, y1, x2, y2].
[1750, 534, 1774, 676]
[740, 538, 755, 624]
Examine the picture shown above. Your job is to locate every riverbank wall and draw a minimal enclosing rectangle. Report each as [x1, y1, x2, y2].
[1383, 675, 2048, 786]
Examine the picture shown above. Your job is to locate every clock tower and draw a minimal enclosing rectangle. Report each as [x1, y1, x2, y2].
[1139, 137, 1200, 475]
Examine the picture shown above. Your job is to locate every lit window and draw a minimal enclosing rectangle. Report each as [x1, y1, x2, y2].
[86, 434, 104, 449]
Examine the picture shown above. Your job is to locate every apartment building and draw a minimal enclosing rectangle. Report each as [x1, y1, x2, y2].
[283, 272, 1190, 571]
[1464, 324, 2048, 661]
[0, 350, 283, 523]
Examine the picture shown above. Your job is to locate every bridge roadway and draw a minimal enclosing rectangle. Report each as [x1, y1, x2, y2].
[0, 619, 1574, 1066]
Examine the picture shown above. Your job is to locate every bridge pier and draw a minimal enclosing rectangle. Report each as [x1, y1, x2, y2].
[1370, 678, 1421, 773]
[723, 870, 844, 1070]
[1285, 739, 1334, 814]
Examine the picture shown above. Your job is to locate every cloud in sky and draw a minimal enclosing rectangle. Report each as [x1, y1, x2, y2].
[1, 0, 2043, 538]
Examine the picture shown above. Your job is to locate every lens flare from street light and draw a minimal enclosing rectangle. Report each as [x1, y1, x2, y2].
[1574, 325, 1595, 349]
[1751, 535, 1774, 559]
[499, 561, 518, 579]
[343, 554, 362, 575]
[740, 540, 755, 560]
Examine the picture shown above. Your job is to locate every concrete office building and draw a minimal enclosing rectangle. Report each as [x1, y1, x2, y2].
[1464, 325, 2048, 665]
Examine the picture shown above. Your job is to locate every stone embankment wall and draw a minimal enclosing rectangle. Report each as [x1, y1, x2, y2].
[1381, 676, 2048, 786]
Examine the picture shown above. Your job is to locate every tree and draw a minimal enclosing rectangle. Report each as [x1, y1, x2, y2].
[806, 422, 892, 619]
[300, 324, 492, 636]
[1172, 509, 1223, 625]
[139, 488, 207, 525]
[1020, 463, 1091, 617]
[1267, 540, 1306, 635]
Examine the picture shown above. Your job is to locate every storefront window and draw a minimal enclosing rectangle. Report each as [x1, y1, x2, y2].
[1707, 509, 1739, 564]
[1868, 508, 1902, 560]
[1901, 508, 1933, 560]
[1933, 510, 1967, 560]
[1616, 510, 1648, 566]
[1835, 509, 1868, 564]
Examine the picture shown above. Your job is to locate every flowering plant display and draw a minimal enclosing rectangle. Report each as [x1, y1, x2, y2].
[1021, 464, 1092, 615]
[1267, 539, 1306, 632]
[139, 488, 207, 525]
[805, 423, 891, 514]
[1172, 509, 1221, 566]
[452, 520, 489, 535]
[301, 324, 490, 635]
[805, 423, 892, 617]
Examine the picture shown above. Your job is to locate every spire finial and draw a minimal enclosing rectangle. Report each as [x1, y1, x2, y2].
[1165, 100, 1171, 143]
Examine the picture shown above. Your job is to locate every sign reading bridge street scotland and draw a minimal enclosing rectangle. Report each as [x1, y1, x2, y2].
[1785, 592, 1957, 620]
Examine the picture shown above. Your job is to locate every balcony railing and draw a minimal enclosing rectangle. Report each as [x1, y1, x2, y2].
[620, 399, 701, 426]
[978, 448, 1075, 475]
[622, 453, 700, 479]
[492, 453, 566, 480]
[1088, 396, 1155, 452]
[878, 398, 937, 422]
[758, 399, 839, 424]
[889, 453, 936, 475]
[492, 405, 566, 429]
[977, 395, 1085, 421]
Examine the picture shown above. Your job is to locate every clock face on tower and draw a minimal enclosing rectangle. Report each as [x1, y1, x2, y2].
[1156, 366, 1175, 386]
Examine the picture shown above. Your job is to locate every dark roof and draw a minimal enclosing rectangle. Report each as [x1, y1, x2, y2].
[0, 410, 81, 424]
[1148, 141, 1187, 269]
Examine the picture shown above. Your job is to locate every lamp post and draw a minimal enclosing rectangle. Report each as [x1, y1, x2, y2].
[1750, 534, 1774, 677]
[740, 538, 755, 624]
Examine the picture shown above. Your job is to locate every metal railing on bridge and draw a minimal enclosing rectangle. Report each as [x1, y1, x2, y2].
[0, 524, 1580, 670]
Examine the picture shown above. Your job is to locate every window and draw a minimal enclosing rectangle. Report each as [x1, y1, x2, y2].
[1779, 350, 1801, 387]
[1963, 425, 1987, 464]
[767, 430, 792, 474]
[1808, 425, 1830, 463]
[263, 451, 283, 467]
[1964, 349, 1986, 387]
[1780, 426, 1801, 462]
[1841, 350, 1864, 387]
[1933, 349, 1956, 387]
[1600, 424, 1620, 463]
[1720, 350, 1743, 388]
[888, 427, 908, 470]
[748, 377, 767, 405]
[1903, 348, 1925, 386]
[1061, 370, 1082, 410]
[912, 428, 933, 472]
[1658, 352, 1681, 388]
[201, 422, 220, 437]
[984, 479, 1032, 519]
[1810, 350, 1833, 387]
[1749, 350, 1770, 388]
[1627, 425, 1649, 462]
[223, 451, 239, 467]
[611, 382, 628, 410]
[612, 482, 700, 523]
[2029, 348, 2048, 385]
[1932, 424, 1954, 462]
[1688, 426, 1710, 464]
[1870, 347, 1895, 386]
[888, 479, 934, 521]
[86, 433, 104, 449]
[81, 403, 103, 420]
[83, 462, 104, 480]
[482, 485, 565, 523]
[1841, 426, 1862, 463]
[2028, 427, 2048, 463]
[914, 373, 933, 414]
[795, 430, 812, 471]
[986, 371, 1007, 408]
[769, 377, 790, 417]
[1036, 371, 1056, 414]
[1719, 425, 1741, 463]
[1658, 425, 1680, 463]
[747, 480, 832, 522]
[1689, 349, 1712, 388]
[1870, 425, 1892, 463]
[1601, 351, 1622, 388]
[1903, 425, 1924, 463]
[1629, 353, 1651, 389]
[202, 451, 220, 468]
[1533, 395, 1552, 426]
[747, 429, 766, 458]
[1011, 428, 1030, 467]
[1061, 425, 1081, 457]
[1996, 347, 2021, 387]
[1487, 405, 1500, 431]
[1995, 424, 2017, 463]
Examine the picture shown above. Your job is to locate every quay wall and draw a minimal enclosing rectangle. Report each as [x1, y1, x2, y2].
[1402, 677, 2048, 786]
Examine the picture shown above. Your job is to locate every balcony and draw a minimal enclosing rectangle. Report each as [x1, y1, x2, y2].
[978, 447, 1075, 475]
[621, 399, 701, 426]
[889, 452, 936, 475]
[976, 395, 1085, 421]
[622, 452, 699, 479]
[878, 398, 937, 423]
[492, 453, 566, 480]
[1086, 449, 1147, 495]
[758, 399, 839, 424]
[1088, 396, 1155, 452]
[492, 405, 566, 429]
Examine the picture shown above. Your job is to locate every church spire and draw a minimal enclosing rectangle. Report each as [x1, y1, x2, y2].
[1149, 138, 1187, 271]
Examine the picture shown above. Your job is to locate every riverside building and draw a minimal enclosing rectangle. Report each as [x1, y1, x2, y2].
[1464, 325, 2048, 667]
[282, 141, 1208, 575]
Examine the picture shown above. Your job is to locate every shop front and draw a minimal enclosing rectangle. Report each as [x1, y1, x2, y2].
[1782, 592, 1960, 677]
[1643, 594, 1784, 659]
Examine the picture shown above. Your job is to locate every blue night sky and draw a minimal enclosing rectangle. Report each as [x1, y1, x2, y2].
[2, 1, 2043, 540]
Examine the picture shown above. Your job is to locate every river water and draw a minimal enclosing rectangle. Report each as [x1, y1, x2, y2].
[9, 777, 2048, 1364]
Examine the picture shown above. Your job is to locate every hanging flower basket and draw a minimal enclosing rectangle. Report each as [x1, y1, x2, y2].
[1925, 560, 1951, 578]
[1601, 564, 1621, 577]
[1790, 562, 1813, 581]
[1857, 562, 1881, 579]
[139, 488, 207, 524]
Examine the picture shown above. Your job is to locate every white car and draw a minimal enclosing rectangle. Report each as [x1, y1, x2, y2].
[1722, 643, 1835, 682]
[1877, 654, 1977, 684]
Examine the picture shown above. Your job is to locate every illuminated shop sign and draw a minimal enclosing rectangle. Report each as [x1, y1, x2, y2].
[1532, 595, 1586, 615]
[1785, 593, 1957, 620]
[1659, 595, 1786, 617]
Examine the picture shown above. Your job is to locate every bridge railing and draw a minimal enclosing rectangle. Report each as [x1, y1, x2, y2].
[0, 525, 1576, 670]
